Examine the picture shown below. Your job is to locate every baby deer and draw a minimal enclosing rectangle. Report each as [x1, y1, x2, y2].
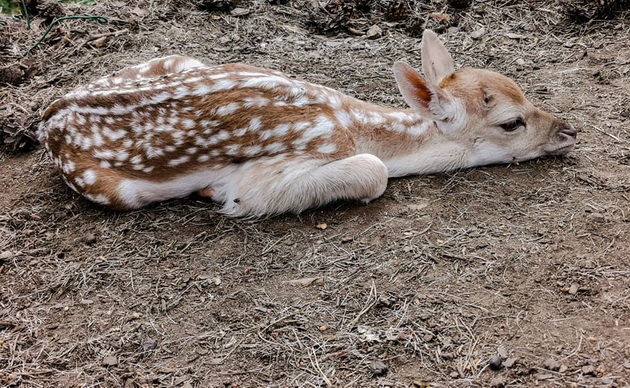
[39, 30, 576, 218]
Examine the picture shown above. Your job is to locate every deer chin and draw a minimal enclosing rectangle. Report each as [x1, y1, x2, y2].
[545, 143, 575, 156]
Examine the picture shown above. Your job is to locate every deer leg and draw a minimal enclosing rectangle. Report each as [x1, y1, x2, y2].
[219, 154, 389, 218]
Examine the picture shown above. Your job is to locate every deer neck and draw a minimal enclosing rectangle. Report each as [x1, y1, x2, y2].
[345, 98, 470, 177]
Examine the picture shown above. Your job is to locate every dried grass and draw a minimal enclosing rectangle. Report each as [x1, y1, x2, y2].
[1, 0, 629, 386]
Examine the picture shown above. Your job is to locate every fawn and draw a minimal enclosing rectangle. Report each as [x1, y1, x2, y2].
[39, 30, 576, 218]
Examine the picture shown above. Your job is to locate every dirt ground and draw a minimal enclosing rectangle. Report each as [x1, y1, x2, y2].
[1, 0, 629, 387]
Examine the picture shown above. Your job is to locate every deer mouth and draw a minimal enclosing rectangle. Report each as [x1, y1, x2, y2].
[545, 143, 575, 156]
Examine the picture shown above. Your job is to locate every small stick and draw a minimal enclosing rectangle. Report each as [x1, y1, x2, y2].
[589, 124, 623, 142]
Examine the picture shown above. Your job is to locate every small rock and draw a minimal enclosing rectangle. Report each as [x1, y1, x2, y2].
[558, 365, 568, 373]
[449, 371, 459, 378]
[0, 251, 14, 260]
[366, 25, 382, 39]
[142, 339, 158, 352]
[504, 32, 525, 40]
[372, 360, 388, 376]
[315, 223, 328, 230]
[84, 233, 97, 244]
[489, 355, 503, 370]
[535, 373, 554, 381]
[582, 365, 596, 375]
[284, 277, 323, 287]
[497, 346, 508, 359]
[568, 283, 579, 295]
[544, 358, 561, 371]
[470, 28, 486, 40]
[102, 355, 118, 366]
[502, 357, 517, 368]
[230, 7, 250, 17]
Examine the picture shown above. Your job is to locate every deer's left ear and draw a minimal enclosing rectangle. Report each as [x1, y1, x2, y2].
[393, 61, 455, 122]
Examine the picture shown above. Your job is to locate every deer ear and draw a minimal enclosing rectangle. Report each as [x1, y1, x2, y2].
[393, 61, 453, 121]
[421, 30, 455, 85]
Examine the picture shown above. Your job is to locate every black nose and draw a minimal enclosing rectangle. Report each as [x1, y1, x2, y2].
[558, 123, 577, 139]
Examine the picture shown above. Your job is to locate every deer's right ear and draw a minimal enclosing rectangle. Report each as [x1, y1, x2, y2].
[421, 30, 455, 85]
[393, 61, 454, 121]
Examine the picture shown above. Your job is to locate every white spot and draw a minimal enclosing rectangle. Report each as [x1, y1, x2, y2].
[242, 96, 270, 108]
[327, 93, 343, 109]
[248, 117, 262, 132]
[63, 159, 76, 174]
[165, 146, 177, 152]
[224, 145, 241, 155]
[83, 169, 97, 185]
[267, 123, 292, 139]
[317, 143, 338, 154]
[116, 150, 129, 161]
[198, 155, 210, 162]
[292, 95, 312, 107]
[168, 155, 190, 166]
[174, 85, 190, 99]
[334, 110, 353, 128]
[406, 122, 430, 136]
[385, 111, 415, 122]
[81, 136, 93, 150]
[94, 149, 116, 160]
[103, 127, 127, 141]
[264, 142, 287, 153]
[240, 76, 293, 90]
[243, 145, 262, 156]
[186, 147, 198, 154]
[294, 121, 311, 132]
[215, 102, 240, 116]
[301, 115, 335, 142]
[85, 193, 111, 205]
[182, 118, 196, 129]
[100, 160, 112, 169]
[130, 155, 143, 165]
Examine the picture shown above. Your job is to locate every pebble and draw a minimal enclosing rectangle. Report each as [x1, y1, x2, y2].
[372, 360, 388, 376]
[544, 358, 560, 371]
[366, 25, 382, 39]
[582, 365, 596, 375]
[471, 28, 486, 40]
[142, 339, 158, 352]
[489, 355, 503, 370]
[502, 357, 517, 368]
[102, 355, 118, 366]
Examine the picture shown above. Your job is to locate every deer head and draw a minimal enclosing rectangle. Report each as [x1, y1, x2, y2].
[392, 30, 576, 169]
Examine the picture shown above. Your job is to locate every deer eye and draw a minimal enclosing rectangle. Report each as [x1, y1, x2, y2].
[500, 118, 524, 132]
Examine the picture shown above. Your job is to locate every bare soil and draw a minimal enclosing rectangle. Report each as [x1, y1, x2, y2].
[1, 1, 629, 387]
